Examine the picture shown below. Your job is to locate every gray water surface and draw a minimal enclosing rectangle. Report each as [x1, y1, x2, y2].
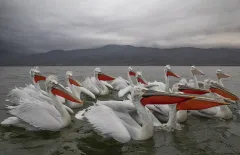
[0, 66, 240, 155]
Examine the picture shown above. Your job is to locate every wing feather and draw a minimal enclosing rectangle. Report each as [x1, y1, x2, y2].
[75, 86, 96, 99]
[84, 105, 131, 143]
[96, 100, 135, 111]
[82, 77, 100, 94]
[118, 85, 132, 97]
[9, 100, 62, 131]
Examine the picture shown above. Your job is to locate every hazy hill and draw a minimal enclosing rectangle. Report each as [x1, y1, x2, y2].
[0, 45, 239, 66]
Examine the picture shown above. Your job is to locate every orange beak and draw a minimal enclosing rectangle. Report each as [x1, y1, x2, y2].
[166, 70, 180, 78]
[178, 85, 210, 95]
[97, 72, 115, 81]
[217, 72, 230, 79]
[51, 84, 83, 104]
[191, 69, 205, 75]
[129, 71, 136, 76]
[141, 92, 194, 106]
[209, 83, 239, 101]
[137, 77, 148, 85]
[34, 73, 46, 83]
[69, 77, 81, 87]
[177, 97, 229, 110]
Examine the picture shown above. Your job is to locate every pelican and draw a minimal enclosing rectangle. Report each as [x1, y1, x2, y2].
[8, 67, 47, 103]
[188, 69, 234, 119]
[118, 67, 137, 98]
[190, 66, 205, 88]
[29, 67, 48, 95]
[82, 68, 115, 96]
[65, 71, 96, 108]
[210, 69, 230, 86]
[75, 86, 163, 143]
[1, 75, 82, 131]
[141, 65, 189, 123]
[28, 67, 65, 103]
[208, 69, 239, 104]
[7, 67, 70, 109]
[95, 94, 162, 128]
[119, 65, 187, 123]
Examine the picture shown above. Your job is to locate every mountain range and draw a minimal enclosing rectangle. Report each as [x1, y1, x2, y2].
[0, 44, 239, 66]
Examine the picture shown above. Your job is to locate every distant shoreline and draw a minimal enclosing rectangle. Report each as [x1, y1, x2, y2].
[1, 45, 240, 66]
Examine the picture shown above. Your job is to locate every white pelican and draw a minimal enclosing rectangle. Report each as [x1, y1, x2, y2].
[90, 68, 115, 95]
[139, 65, 189, 123]
[75, 86, 164, 143]
[95, 95, 162, 128]
[8, 67, 47, 103]
[208, 70, 238, 102]
[1, 75, 82, 131]
[190, 66, 205, 88]
[118, 67, 137, 98]
[7, 67, 71, 112]
[29, 67, 48, 95]
[82, 68, 115, 96]
[28, 67, 65, 103]
[188, 69, 234, 119]
[8, 67, 49, 103]
[119, 65, 187, 123]
[209, 69, 239, 105]
[65, 71, 95, 108]
[211, 69, 230, 86]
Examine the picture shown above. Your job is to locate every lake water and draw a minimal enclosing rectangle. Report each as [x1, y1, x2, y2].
[0, 66, 240, 155]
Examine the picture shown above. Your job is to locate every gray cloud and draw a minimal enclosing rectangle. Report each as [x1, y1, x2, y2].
[0, 0, 240, 53]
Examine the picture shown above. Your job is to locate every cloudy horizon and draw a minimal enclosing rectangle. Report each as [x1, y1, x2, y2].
[1, 0, 240, 53]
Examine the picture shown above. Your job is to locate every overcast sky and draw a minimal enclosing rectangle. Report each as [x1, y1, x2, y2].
[1, 0, 240, 52]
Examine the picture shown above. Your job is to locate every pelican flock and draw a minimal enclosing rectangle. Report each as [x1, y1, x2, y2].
[1, 66, 239, 143]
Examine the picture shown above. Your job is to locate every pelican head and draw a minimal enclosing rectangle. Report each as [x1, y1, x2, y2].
[203, 78, 211, 89]
[131, 86, 148, 102]
[45, 75, 58, 89]
[164, 65, 180, 78]
[204, 78, 210, 84]
[136, 71, 148, 85]
[29, 66, 40, 77]
[128, 66, 133, 71]
[190, 66, 205, 75]
[216, 69, 230, 79]
[66, 71, 81, 86]
[136, 71, 142, 77]
[95, 67, 101, 74]
[29, 67, 46, 83]
[95, 68, 115, 81]
[128, 66, 136, 76]
[45, 75, 82, 104]
[66, 71, 73, 78]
